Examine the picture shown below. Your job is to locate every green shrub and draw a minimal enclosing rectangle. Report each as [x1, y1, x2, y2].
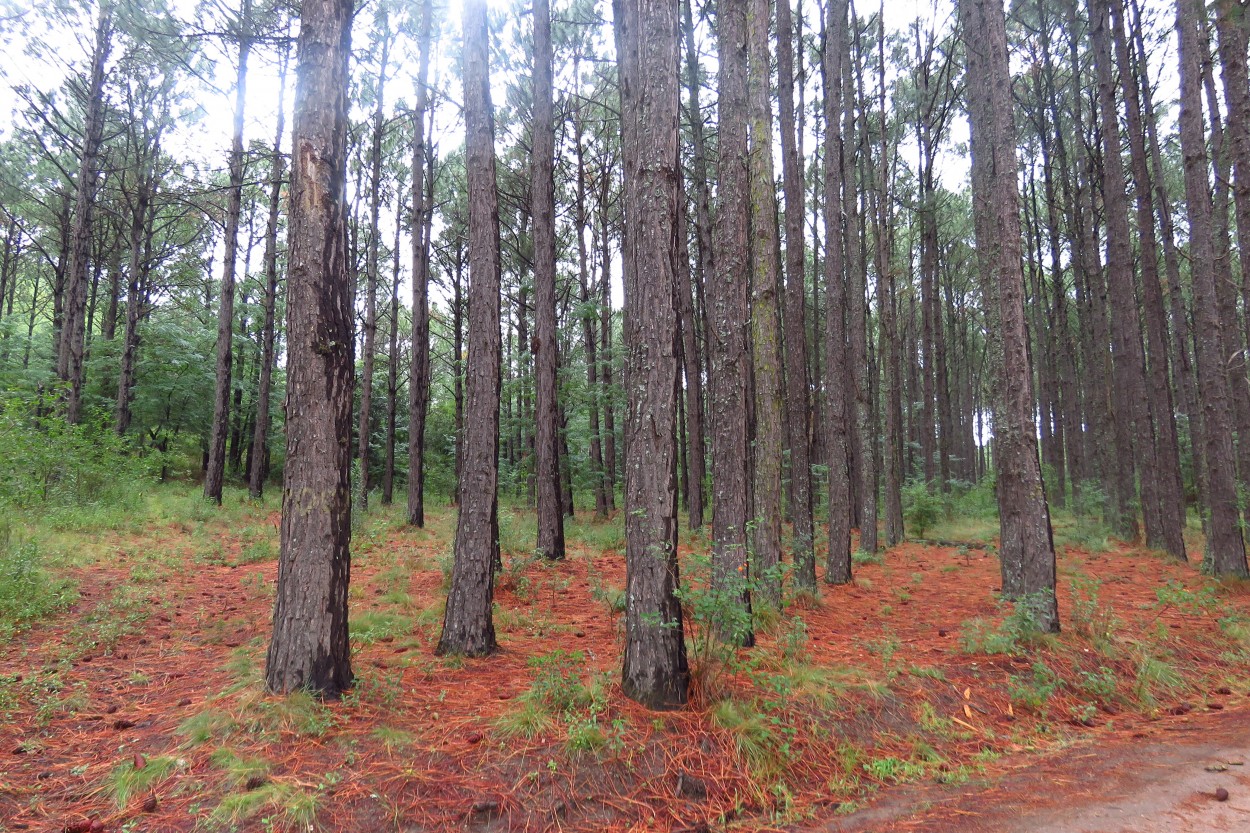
[902, 479, 946, 538]
[0, 398, 153, 515]
[0, 525, 76, 640]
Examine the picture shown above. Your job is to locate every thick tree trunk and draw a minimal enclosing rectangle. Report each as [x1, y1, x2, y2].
[532, 0, 564, 560]
[746, 0, 784, 606]
[1108, 0, 1186, 559]
[959, 0, 1059, 632]
[708, 0, 754, 647]
[206, 0, 252, 504]
[616, 0, 689, 711]
[438, 0, 502, 655]
[407, 0, 434, 527]
[822, 0, 853, 585]
[265, 0, 356, 697]
[1175, 0, 1249, 577]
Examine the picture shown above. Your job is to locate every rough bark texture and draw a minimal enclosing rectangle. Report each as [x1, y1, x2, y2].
[1091, 0, 1156, 544]
[1108, 0, 1186, 559]
[407, 0, 434, 527]
[616, 0, 689, 711]
[58, 4, 112, 425]
[746, 0, 784, 606]
[708, 0, 754, 646]
[823, 0, 853, 585]
[959, 0, 1059, 631]
[1175, 0, 1249, 578]
[438, 0, 502, 655]
[265, 0, 356, 697]
[532, 0, 565, 560]
[206, 0, 252, 505]
[778, 0, 815, 590]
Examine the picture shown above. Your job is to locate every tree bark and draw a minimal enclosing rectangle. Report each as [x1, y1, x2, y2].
[407, 0, 435, 527]
[778, 0, 816, 590]
[439, 0, 502, 655]
[265, 0, 356, 697]
[822, 0, 853, 585]
[708, 0, 754, 646]
[959, 0, 1059, 631]
[58, 3, 112, 425]
[1108, 0, 1186, 559]
[1175, 0, 1249, 577]
[616, 0, 689, 711]
[747, 0, 784, 606]
[206, 0, 252, 504]
[532, 0, 564, 560]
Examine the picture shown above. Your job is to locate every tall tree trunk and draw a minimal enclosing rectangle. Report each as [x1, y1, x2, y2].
[779, 0, 815, 590]
[708, 0, 754, 647]
[616, 0, 689, 711]
[874, 9, 904, 548]
[1109, 0, 1186, 559]
[747, 0, 784, 606]
[356, 25, 391, 512]
[382, 184, 404, 505]
[115, 170, 153, 437]
[573, 101, 608, 519]
[532, 0, 564, 560]
[599, 187, 618, 511]
[58, 3, 112, 424]
[407, 0, 435, 527]
[439, 0, 502, 655]
[265, 0, 355, 697]
[846, 19, 877, 555]
[1092, 0, 1158, 544]
[823, 0, 853, 585]
[1176, 0, 1249, 577]
[959, 0, 1059, 631]
[249, 40, 290, 498]
[679, 0, 709, 531]
[206, 0, 252, 503]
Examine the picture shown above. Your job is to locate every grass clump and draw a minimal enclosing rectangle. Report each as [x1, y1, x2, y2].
[105, 754, 180, 808]
[349, 610, 413, 645]
[210, 781, 320, 831]
[209, 747, 271, 788]
[370, 725, 416, 751]
[177, 709, 238, 746]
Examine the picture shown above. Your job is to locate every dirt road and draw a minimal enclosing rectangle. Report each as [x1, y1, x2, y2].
[817, 706, 1250, 832]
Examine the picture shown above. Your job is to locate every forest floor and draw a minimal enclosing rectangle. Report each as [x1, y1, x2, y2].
[2, 484, 1250, 833]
